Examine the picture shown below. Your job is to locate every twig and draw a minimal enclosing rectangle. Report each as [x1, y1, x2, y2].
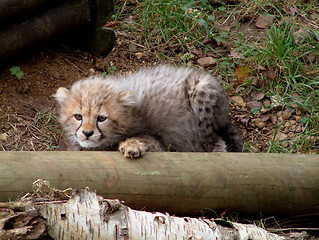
[306, 69, 319, 75]
[48, 50, 86, 72]
[61, 56, 84, 72]
[269, 227, 319, 232]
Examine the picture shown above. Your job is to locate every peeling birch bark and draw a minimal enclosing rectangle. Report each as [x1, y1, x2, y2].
[36, 190, 284, 240]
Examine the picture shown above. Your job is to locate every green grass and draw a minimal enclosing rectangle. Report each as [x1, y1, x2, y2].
[241, 17, 319, 153]
[121, 0, 224, 63]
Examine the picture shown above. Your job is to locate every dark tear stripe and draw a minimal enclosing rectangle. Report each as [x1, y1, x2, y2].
[75, 119, 83, 136]
[96, 120, 105, 140]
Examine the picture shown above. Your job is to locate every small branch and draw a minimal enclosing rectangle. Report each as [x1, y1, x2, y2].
[269, 228, 319, 232]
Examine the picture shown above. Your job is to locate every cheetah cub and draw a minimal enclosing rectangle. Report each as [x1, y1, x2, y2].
[54, 65, 243, 158]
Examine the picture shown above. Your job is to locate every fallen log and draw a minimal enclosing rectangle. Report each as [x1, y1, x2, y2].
[0, 152, 318, 217]
[0, 1, 91, 60]
[0, 0, 115, 60]
[0, 185, 285, 240]
[0, 0, 64, 23]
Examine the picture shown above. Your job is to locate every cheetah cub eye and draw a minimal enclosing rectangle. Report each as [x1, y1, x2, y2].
[97, 115, 108, 122]
[73, 114, 82, 121]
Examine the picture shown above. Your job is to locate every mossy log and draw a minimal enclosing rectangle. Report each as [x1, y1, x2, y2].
[0, 152, 318, 217]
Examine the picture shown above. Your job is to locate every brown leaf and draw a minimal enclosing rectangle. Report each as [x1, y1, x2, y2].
[255, 15, 274, 29]
[253, 118, 266, 128]
[260, 113, 271, 122]
[274, 131, 288, 141]
[217, 24, 231, 32]
[231, 96, 246, 107]
[104, 21, 120, 28]
[282, 110, 292, 120]
[229, 49, 243, 59]
[246, 101, 263, 109]
[251, 91, 265, 101]
[263, 99, 271, 107]
[235, 64, 251, 83]
[251, 78, 261, 87]
[260, 68, 275, 81]
[270, 114, 277, 124]
[293, 27, 307, 39]
[256, 64, 266, 71]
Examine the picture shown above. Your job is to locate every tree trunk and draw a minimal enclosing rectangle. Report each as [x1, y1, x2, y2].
[0, 152, 318, 217]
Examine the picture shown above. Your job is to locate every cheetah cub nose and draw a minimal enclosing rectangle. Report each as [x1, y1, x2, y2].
[83, 130, 94, 138]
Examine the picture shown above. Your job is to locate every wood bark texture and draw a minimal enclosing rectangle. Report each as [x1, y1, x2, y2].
[0, 0, 64, 23]
[0, 152, 318, 217]
[38, 190, 284, 240]
[0, 188, 285, 239]
[0, 1, 90, 60]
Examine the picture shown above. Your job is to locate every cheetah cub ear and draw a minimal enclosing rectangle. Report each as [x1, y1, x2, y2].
[118, 90, 136, 106]
[53, 87, 70, 105]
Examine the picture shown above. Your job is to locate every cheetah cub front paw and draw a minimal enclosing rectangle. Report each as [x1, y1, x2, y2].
[119, 138, 146, 159]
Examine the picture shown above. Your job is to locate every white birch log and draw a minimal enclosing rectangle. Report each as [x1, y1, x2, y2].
[36, 189, 284, 240]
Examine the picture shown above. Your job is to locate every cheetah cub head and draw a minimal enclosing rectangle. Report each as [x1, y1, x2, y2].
[54, 79, 136, 150]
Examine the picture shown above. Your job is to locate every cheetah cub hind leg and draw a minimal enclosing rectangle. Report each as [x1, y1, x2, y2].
[119, 135, 165, 159]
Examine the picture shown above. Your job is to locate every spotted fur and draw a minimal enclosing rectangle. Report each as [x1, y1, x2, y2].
[54, 65, 243, 157]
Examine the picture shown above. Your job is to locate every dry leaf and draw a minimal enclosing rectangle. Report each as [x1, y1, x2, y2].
[282, 110, 292, 120]
[274, 131, 288, 141]
[246, 100, 263, 109]
[293, 27, 307, 39]
[255, 15, 274, 29]
[254, 118, 266, 128]
[229, 49, 243, 59]
[235, 64, 251, 83]
[104, 21, 120, 28]
[260, 68, 276, 81]
[256, 64, 266, 71]
[217, 24, 231, 32]
[260, 113, 271, 122]
[252, 78, 261, 87]
[251, 91, 265, 101]
[231, 96, 246, 107]
[270, 114, 277, 124]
